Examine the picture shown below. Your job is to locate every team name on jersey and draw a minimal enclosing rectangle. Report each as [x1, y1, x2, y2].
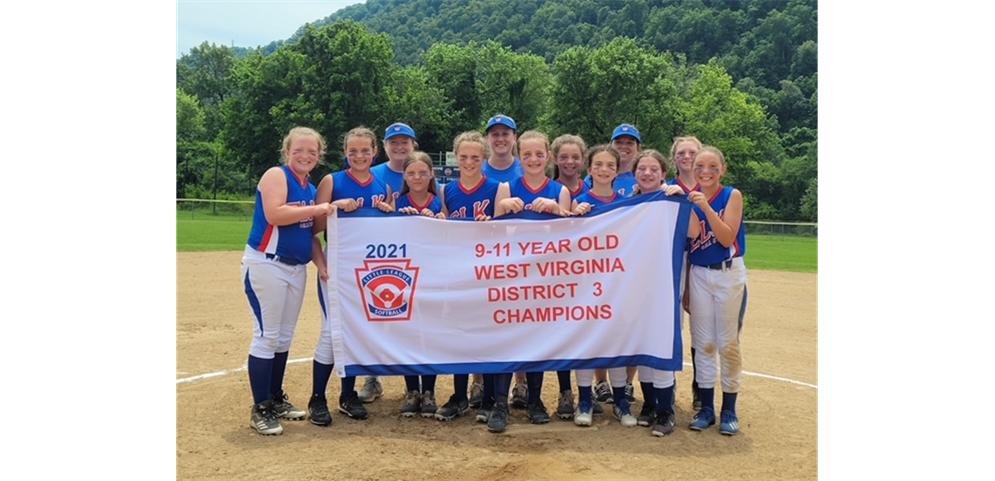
[290, 199, 316, 228]
[352, 194, 387, 208]
[450, 200, 491, 218]
[690, 207, 724, 252]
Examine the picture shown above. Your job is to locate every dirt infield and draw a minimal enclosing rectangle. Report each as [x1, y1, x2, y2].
[177, 251, 817, 481]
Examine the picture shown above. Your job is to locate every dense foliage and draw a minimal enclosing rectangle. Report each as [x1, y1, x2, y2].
[177, 0, 817, 221]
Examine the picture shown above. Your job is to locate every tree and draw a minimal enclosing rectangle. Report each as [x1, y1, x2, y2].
[223, 21, 398, 184]
[800, 177, 817, 222]
[177, 42, 238, 137]
[177, 88, 206, 144]
[475, 42, 551, 132]
[424, 43, 482, 132]
[383, 65, 452, 154]
[674, 62, 781, 172]
[177, 88, 207, 198]
[546, 38, 678, 147]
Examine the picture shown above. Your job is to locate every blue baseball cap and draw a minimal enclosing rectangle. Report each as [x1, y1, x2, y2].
[485, 114, 517, 132]
[611, 124, 641, 143]
[384, 122, 417, 140]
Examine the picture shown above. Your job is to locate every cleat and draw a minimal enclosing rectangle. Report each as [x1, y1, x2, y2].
[271, 391, 306, 421]
[487, 402, 510, 433]
[692, 388, 702, 411]
[612, 400, 638, 427]
[476, 398, 494, 423]
[250, 400, 283, 435]
[511, 382, 528, 409]
[357, 376, 384, 403]
[434, 394, 469, 421]
[307, 394, 333, 426]
[420, 391, 438, 418]
[719, 411, 740, 436]
[594, 380, 612, 403]
[624, 381, 636, 403]
[339, 391, 369, 420]
[637, 403, 657, 427]
[400, 390, 421, 418]
[689, 407, 716, 431]
[651, 411, 676, 437]
[527, 399, 551, 424]
[574, 400, 594, 426]
[556, 390, 574, 419]
[468, 381, 484, 408]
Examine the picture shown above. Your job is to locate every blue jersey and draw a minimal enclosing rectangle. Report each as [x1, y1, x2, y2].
[370, 162, 404, 201]
[331, 170, 390, 209]
[395, 193, 443, 214]
[667, 177, 698, 194]
[372, 162, 441, 200]
[247, 165, 317, 263]
[509, 177, 566, 212]
[574, 190, 620, 208]
[443, 176, 500, 219]
[482, 158, 524, 183]
[613, 172, 637, 197]
[689, 186, 746, 265]
[563, 181, 588, 201]
[583, 171, 637, 197]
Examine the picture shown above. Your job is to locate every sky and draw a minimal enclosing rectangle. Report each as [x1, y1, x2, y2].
[177, 0, 366, 58]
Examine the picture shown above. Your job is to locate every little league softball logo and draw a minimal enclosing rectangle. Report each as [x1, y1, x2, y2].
[355, 259, 420, 321]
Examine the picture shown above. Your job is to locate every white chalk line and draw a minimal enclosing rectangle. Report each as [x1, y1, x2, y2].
[176, 357, 312, 384]
[177, 359, 817, 389]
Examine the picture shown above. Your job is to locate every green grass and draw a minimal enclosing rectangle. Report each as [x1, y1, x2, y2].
[744, 234, 817, 273]
[177, 215, 817, 273]
[177, 214, 252, 252]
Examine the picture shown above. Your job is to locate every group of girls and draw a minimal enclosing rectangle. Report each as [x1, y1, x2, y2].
[241, 118, 748, 439]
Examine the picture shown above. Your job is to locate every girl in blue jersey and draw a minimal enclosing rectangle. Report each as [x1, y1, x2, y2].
[569, 144, 622, 427]
[686, 146, 747, 437]
[392, 151, 444, 418]
[357, 123, 420, 404]
[627, 149, 695, 436]
[307, 127, 394, 426]
[665, 135, 704, 410]
[668, 136, 702, 195]
[547, 136, 589, 420]
[551, 134, 588, 202]
[491, 131, 572, 429]
[582, 126, 644, 408]
[242, 127, 336, 435]
[395, 151, 446, 219]
[434, 131, 502, 425]
[572, 145, 621, 216]
[495, 131, 571, 217]
[583, 124, 641, 198]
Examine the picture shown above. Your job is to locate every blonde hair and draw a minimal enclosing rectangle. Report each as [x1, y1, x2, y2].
[694, 145, 726, 166]
[342, 126, 378, 152]
[517, 130, 550, 151]
[517, 130, 551, 176]
[453, 131, 491, 158]
[281, 127, 326, 164]
[670, 136, 703, 160]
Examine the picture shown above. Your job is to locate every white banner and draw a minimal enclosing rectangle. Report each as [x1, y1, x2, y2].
[326, 192, 692, 377]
